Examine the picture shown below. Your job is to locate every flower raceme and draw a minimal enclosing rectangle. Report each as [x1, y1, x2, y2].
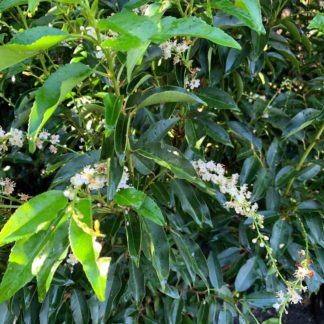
[191, 159, 314, 315]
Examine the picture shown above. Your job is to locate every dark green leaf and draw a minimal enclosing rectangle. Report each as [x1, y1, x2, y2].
[234, 257, 258, 291]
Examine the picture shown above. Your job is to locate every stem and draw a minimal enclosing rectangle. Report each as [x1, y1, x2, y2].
[285, 122, 324, 196]
[0, 204, 21, 208]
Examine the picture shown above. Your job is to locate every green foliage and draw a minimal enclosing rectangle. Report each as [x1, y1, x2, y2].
[0, 0, 323, 323]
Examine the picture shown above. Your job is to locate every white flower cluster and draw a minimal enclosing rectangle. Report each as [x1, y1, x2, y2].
[0, 127, 24, 153]
[185, 77, 200, 90]
[273, 285, 306, 311]
[64, 163, 130, 199]
[36, 129, 60, 154]
[192, 159, 263, 225]
[0, 178, 16, 195]
[160, 39, 190, 64]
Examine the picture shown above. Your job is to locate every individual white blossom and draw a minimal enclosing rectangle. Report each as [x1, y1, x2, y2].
[160, 42, 173, 60]
[66, 253, 78, 266]
[50, 134, 60, 145]
[8, 128, 24, 147]
[63, 190, 75, 200]
[18, 193, 31, 201]
[39, 130, 50, 140]
[49, 145, 58, 154]
[0, 127, 6, 139]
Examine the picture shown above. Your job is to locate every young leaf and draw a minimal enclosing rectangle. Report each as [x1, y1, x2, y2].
[0, 27, 68, 71]
[307, 13, 324, 32]
[69, 199, 111, 301]
[136, 196, 165, 226]
[28, 63, 92, 151]
[0, 190, 68, 246]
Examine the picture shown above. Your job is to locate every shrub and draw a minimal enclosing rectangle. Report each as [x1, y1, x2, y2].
[0, 0, 323, 323]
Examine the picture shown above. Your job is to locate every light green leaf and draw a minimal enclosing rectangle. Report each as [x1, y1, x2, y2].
[308, 13, 324, 33]
[127, 42, 150, 82]
[129, 86, 206, 109]
[0, 27, 68, 71]
[28, 0, 40, 11]
[137, 196, 165, 226]
[213, 0, 265, 34]
[114, 188, 146, 209]
[115, 188, 165, 225]
[104, 93, 123, 137]
[234, 0, 265, 34]
[152, 16, 241, 49]
[0, 190, 68, 246]
[0, 214, 66, 303]
[28, 63, 92, 151]
[234, 256, 258, 291]
[69, 199, 111, 301]
[34, 219, 69, 301]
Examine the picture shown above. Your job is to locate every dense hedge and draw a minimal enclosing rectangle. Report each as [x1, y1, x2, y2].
[0, 0, 323, 323]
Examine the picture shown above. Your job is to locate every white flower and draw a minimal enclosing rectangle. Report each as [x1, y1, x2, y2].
[66, 253, 78, 266]
[95, 45, 104, 59]
[88, 175, 106, 190]
[160, 41, 173, 60]
[8, 128, 24, 147]
[273, 303, 281, 311]
[36, 138, 43, 149]
[63, 190, 75, 200]
[288, 288, 302, 304]
[189, 79, 200, 90]
[0, 144, 8, 153]
[50, 134, 60, 145]
[71, 173, 87, 187]
[294, 266, 309, 280]
[0, 177, 16, 195]
[85, 26, 97, 39]
[39, 130, 50, 140]
[49, 145, 58, 154]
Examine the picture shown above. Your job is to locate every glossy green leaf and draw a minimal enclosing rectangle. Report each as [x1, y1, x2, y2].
[114, 188, 146, 209]
[35, 219, 69, 301]
[153, 16, 241, 49]
[28, 0, 40, 11]
[234, 256, 258, 291]
[251, 168, 272, 201]
[246, 292, 277, 308]
[308, 13, 324, 32]
[0, 190, 68, 246]
[235, 0, 265, 34]
[240, 156, 261, 185]
[207, 251, 224, 289]
[98, 12, 158, 50]
[275, 165, 295, 188]
[69, 199, 111, 301]
[138, 118, 179, 145]
[0, 214, 66, 303]
[142, 219, 170, 287]
[0, 27, 68, 71]
[28, 63, 92, 151]
[114, 113, 128, 160]
[129, 86, 206, 109]
[125, 213, 142, 266]
[197, 87, 239, 111]
[128, 260, 145, 305]
[127, 42, 150, 82]
[114, 188, 165, 225]
[70, 290, 89, 324]
[213, 0, 265, 34]
[204, 120, 233, 147]
[282, 109, 320, 138]
[270, 219, 292, 257]
[104, 93, 123, 137]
